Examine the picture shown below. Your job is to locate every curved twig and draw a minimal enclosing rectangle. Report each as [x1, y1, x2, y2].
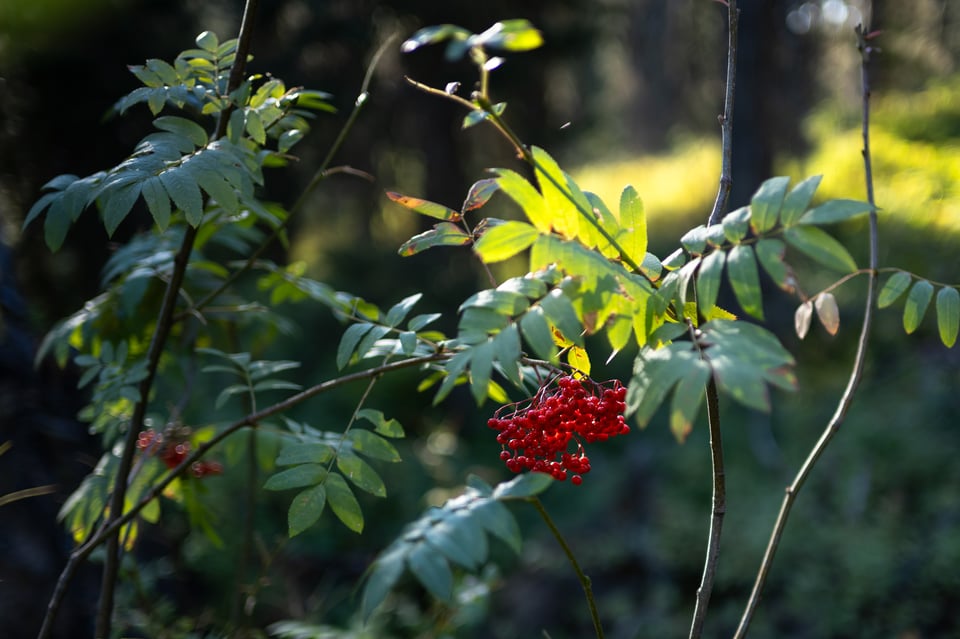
[733, 24, 880, 638]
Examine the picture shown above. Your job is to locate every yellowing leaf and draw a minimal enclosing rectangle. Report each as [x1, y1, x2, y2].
[566, 346, 591, 376]
[619, 186, 647, 269]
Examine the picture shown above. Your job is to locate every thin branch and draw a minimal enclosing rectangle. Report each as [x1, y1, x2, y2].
[733, 24, 880, 638]
[529, 497, 604, 639]
[0, 484, 58, 508]
[708, 0, 740, 226]
[688, 2, 737, 634]
[688, 379, 725, 638]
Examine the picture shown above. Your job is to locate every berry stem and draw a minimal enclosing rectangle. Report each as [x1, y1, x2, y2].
[529, 496, 604, 639]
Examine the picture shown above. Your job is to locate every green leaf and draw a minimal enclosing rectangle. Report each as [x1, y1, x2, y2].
[755, 238, 790, 290]
[670, 363, 710, 442]
[356, 409, 405, 438]
[141, 177, 171, 230]
[325, 472, 363, 533]
[425, 516, 481, 569]
[386, 191, 462, 221]
[784, 226, 857, 273]
[398, 223, 471, 256]
[750, 176, 790, 233]
[462, 110, 489, 130]
[619, 185, 647, 268]
[196, 30, 219, 53]
[520, 306, 557, 359]
[101, 181, 142, 236]
[386, 293, 423, 327]
[245, 110, 266, 145]
[460, 289, 528, 315]
[408, 313, 442, 331]
[903, 280, 934, 334]
[361, 545, 407, 621]
[538, 289, 583, 346]
[153, 116, 208, 147]
[288, 485, 326, 537]
[727, 245, 764, 319]
[492, 472, 554, 499]
[680, 225, 708, 255]
[264, 464, 328, 491]
[355, 325, 392, 360]
[275, 442, 335, 466]
[493, 168, 550, 233]
[878, 271, 912, 308]
[469, 495, 521, 553]
[696, 250, 726, 315]
[936, 287, 960, 347]
[780, 174, 822, 226]
[195, 170, 239, 213]
[722, 206, 751, 243]
[44, 198, 72, 252]
[337, 323, 374, 369]
[468, 340, 494, 404]
[406, 541, 453, 601]
[627, 345, 700, 428]
[337, 451, 386, 497]
[159, 168, 204, 225]
[474, 220, 539, 263]
[492, 324, 522, 386]
[799, 199, 873, 225]
[349, 429, 402, 463]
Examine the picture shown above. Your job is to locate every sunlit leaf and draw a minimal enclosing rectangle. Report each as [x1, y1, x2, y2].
[520, 306, 557, 360]
[619, 185, 647, 269]
[680, 225, 709, 255]
[356, 408, 405, 438]
[386, 191, 462, 221]
[474, 220, 539, 263]
[936, 287, 960, 348]
[337, 323, 374, 370]
[471, 19, 544, 52]
[493, 168, 550, 233]
[385, 293, 423, 327]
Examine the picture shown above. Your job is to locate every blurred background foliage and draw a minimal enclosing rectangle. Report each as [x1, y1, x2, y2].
[2, 0, 960, 637]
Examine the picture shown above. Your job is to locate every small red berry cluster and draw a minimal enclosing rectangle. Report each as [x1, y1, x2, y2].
[487, 375, 629, 485]
[137, 429, 223, 478]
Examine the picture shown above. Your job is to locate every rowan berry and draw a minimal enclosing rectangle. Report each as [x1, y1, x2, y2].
[488, 375, 628, 485]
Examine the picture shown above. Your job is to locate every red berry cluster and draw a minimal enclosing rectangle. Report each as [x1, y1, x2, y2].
[136, 429, 223, 478]
[487, 375, 629, 485]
